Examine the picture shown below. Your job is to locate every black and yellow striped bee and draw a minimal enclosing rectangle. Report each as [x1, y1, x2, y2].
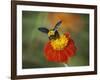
[38, 20, 62, 40]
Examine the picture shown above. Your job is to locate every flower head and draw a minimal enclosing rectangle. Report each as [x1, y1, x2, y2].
[44, 32, 76, 63]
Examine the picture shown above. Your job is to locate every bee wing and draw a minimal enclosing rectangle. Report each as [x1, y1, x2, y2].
[38, 27, 49, 34]
[54, 20, 62, 31]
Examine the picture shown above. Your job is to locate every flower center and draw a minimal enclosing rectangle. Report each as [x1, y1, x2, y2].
[51, 34, 69, 50]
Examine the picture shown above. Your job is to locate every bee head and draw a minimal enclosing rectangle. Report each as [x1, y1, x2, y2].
[48, 30, 55, 36]
[48, 29, 59, 40]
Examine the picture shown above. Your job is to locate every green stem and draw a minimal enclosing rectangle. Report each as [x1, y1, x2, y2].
[63, 63, 68, 67]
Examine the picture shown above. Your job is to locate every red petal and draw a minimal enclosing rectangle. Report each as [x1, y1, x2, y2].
[64, 32, 70, 38]
[44, 42, 69, 62]
[66, 39, 76, 57]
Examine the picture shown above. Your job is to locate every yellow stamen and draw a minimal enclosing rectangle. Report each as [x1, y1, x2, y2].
[51, 34, 69, 50]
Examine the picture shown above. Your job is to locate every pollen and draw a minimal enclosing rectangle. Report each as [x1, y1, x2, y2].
[51, 34, 69, 50]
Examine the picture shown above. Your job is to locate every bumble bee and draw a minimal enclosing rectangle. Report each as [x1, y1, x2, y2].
[38, 20, 62, 40]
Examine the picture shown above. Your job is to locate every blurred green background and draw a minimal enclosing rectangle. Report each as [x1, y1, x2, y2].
[22, 11, 89, 69]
